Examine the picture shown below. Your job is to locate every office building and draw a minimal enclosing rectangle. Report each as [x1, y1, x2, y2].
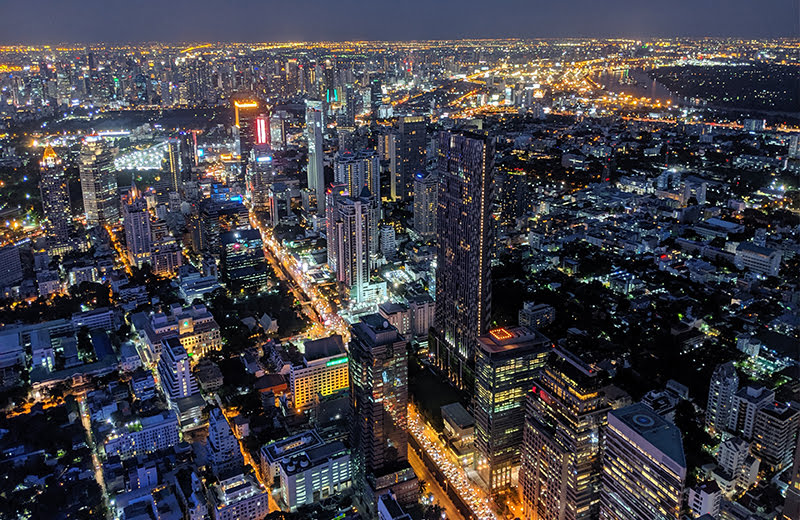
[432, 130, 494, 388]
[233, 99, 260, 160]
[734, 243, 782, 277]
[412, 171, 437, 239]
[518, 302, 556, 331]
[752, 402, 799, 470]
[0, 243, 23, 289]
[279, 440, 351, 511]
[349, 314, 417, 511]
[396, 116, 426, 200]
[520, 348, 610, 520]
[79, 136, 119, 227]
[208, 473, 269, 520]
[706, 362, 739, 435]
[306, 99, 325, 213]
[123, 185, 152, 268]
[207, 407, 244, 479]
[600, 403, 686, 520]
[782, 437, 800, 520]
[220, 229, 269, 291]
[334, 150, 380, 198]
[474, 326, 550, 493]
[290, 335, 349, 410]
[39, 145, 73, 254]
[728, 386, 775, 440]
[441, 402, 475, 466]
[254, 114, 270, 146]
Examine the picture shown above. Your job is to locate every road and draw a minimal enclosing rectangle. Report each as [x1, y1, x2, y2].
[409, 445, 464, 520]
[78, 396, 112, 519]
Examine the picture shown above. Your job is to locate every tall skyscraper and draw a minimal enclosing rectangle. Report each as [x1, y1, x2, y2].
[79, 136, 118, 227]
[473, 326, 550, 493]
[233, 99, 259, 159]
[306, 99, 325, 213]
[782, 437, 800, 520]
[396, 116, 426, 200]
[349, 314, 417, 512]
[705, 362, 739, 435]
[432, 130, 494, 388]
[752, 402, 799, 471]
[157, 337, 198, 400]
[327, 192, 375, 303]
[412, 171, 437, 239]
[165, 138, 181, 193]
[520, 348, 610, 520]
[334, 150, 380, 199]
[254, 114, 270, 146]
[123, 185, 152, 268]
[600, 403, 686, 520]
[220, 229, 269, 291]
[39, 145, 73, 254]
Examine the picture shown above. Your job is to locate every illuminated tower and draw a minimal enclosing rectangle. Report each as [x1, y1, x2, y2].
[123, 184, 152, 268]
[165, 138, 181, 193]
[473, 326, 550, 493]
[306, 99, 325, 213]
[327, 193, 374, 303]
[334, 150, 380, 199]
[348, 314, 417, 512]
[39, 145, 73, 254]
[412, 171, 437, 239]
[254, 114, 270, 146]
[233, 99, 259, 159]
[520, 348, 609, 520]
[432, 130, 493, 389]
[600, 403, 686, 520]
[79, 136, 118, 228]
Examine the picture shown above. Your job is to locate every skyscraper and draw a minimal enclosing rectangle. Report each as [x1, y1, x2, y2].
[334, 150, 380, 199]
[520, 348, 610, 520]
[157, 337, 198, 400]
[412, 171, 437, 239]
[123, 185, 152, 268]
[327, 192, 374, 303]
[306, 99, 325, 213]
[600, 403, 686, 520]
[705, 362, 739, 435]
[79, 136, 118, 227]
[752, 402, 799, 471]
[39, 145, 73, 254]
[396, 116, 426, 200]
[432, 130, 493, 388]
[207, 407, 244, 479]
[473, 326, 550, 493]
[220, 229, 269, 291]
[165, 138, 181, 193]
[349, 314, 417, 512]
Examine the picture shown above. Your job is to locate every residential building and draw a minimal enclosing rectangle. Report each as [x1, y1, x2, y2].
[103, 411, 180, 460]
[706, 362, 739, 435]
[752, 402, 799, 470]
[412, 171, 437, 239]
[208, 473, 269, 520]
[728, 386, 775, 440]
[207, 408, 244, 479]
[79, 137, 118, 227]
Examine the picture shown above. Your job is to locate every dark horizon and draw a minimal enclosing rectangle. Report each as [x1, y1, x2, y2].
[1, 0, 799, 45]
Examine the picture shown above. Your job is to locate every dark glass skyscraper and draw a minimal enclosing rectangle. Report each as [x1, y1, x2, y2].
[432, 129, 493, 389]
[348, 314, 417, 513]
[521, 348, 609, 520]
[396, 116, 426, 201]
[39, 145, 73, 254]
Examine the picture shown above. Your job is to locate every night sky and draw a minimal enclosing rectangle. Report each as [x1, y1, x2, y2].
[1, 0, 798, 43]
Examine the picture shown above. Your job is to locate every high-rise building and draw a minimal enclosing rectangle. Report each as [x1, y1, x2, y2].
[432, 130, 493, 388]
[290, 335, 349, 411]
[326, 191, 376, 303]
[39, 145, 73, 254]
[254, 114, 270, 146]
[728, 385, 775, 440]
[79, 136, 118, 227]
[600, 403, 686, 520]
[520, 348, 609, 520]
[207, 407, 244, 479]
[473, 326, 550, 493]
[705, 362, 739, 435]
[220, 229, 269, 291]
[233, 99, 260, 160]
[396, 116, 426, 200]
[0, 243, 23, 289]
[349, 314, 417, 512]
[165, 138, 181, 193]
[123, 185, 152, 268]
[782, 437, 800, 520]
[157, 337, 198, 400]
[412, 171, 437, 239]
[752, 402, 799, 470]
[306, 99, 325, 213]
[334, 150, 380, 198]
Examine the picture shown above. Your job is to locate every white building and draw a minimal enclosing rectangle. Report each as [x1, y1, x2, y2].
[209, 473, 269, 520]
[735, 242, 782, 277]
[687, 481, 722, 518]
[728, 386, 774, 440]
[279, 441, 351, 511]
[705, 362, 739, 434]
[103, 411, 179, 460]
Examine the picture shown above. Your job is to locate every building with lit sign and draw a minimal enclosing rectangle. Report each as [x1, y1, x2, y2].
[290, 335, 349, 410]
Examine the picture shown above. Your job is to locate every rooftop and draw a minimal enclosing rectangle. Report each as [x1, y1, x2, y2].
[609, 403, 686, 472]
